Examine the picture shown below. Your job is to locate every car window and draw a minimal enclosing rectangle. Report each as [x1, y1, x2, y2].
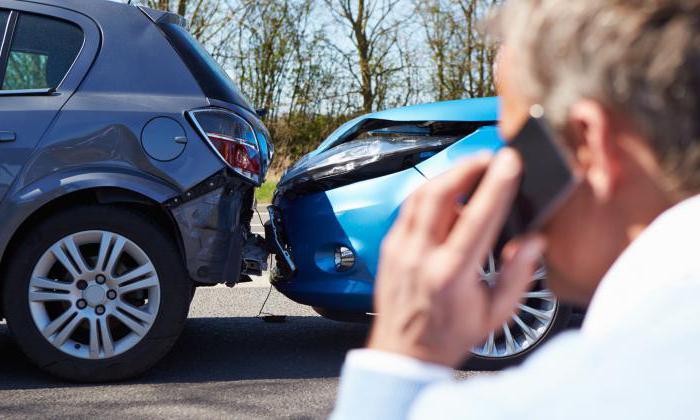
[0, 10, 8, 32]
[158, 21, 254, 111]
[2, 13, 83, 91]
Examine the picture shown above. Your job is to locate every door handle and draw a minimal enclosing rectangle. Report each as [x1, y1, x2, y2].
[0, 131, 15, 142]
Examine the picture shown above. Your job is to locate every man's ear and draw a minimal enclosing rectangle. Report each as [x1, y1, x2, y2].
[567, 101, 622, 201]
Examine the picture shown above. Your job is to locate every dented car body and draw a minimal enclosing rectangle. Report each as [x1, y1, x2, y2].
[269, 97, 572, 369]
[0, 0, 270, 380]
[0, 0, 271, 289]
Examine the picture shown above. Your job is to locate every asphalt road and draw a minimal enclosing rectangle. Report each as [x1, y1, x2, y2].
[0, 207, 483, 419]
[0, 281, 369, 419]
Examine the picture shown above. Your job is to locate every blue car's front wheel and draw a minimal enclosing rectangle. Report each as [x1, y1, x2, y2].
[310, 259, 571, 371]
[466, 305, 572, 370]
[464, 257, 572, 370]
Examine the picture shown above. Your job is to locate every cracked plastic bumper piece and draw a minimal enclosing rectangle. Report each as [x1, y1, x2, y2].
[169, 175, 247, 285]
[265, 205, 296, 275]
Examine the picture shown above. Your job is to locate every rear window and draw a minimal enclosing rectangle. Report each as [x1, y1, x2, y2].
[0, 10, 7, 31]
[158, 22, 253, 111]
[2, 13, 83, 91]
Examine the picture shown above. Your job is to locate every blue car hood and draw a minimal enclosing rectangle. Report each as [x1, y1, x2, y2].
[314, 97, 499, 155]
[277, 97, 500, 193]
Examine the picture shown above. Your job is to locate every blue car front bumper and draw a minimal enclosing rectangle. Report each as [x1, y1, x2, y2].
[271, 167, 426, 312]
[270, 125, 504, 314]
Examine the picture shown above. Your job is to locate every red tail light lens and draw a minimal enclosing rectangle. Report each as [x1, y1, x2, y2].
[188, 109, 262, 184]
[207, 132, 261, 175]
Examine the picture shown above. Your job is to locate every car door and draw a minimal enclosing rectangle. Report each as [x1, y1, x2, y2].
[0, 1, 99, 202]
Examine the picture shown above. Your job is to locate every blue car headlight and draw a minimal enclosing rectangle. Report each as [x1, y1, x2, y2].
[277, 133, 459, 195]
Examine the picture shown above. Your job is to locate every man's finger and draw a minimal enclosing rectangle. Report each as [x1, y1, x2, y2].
[412, 153, 492, 244]
[394, 188, 419, 234]
[487, 236, 546, 332]
[446, 149, 522, 264]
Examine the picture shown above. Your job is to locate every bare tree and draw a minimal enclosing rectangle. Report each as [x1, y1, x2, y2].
[287, 31, 351, 118]
[416, 0, 499, 100]
[225, 0, 318, 120]
[127, 0, 504, 175]
[324, 0, 406, 113]
[417, 0, 460, 100]
[458, 0, 500, 97]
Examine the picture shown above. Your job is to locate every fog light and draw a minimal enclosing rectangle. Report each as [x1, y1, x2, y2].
[334, 246, 355, 271]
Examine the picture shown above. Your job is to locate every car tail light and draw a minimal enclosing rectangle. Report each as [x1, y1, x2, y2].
[188, 108, 262, 184]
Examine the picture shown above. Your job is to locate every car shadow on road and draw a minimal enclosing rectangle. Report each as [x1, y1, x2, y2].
[0, 316, 370, 390]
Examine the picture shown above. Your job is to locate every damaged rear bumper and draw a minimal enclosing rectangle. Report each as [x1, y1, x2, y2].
[166, 172, 269, 285]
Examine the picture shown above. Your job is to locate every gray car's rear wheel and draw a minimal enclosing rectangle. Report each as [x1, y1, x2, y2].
[2, 205, 191, 382]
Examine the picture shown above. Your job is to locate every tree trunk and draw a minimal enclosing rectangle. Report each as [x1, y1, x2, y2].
[177, 0, 187, 16]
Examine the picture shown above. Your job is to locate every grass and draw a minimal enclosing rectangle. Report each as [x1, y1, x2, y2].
[255, 179, 278, 204]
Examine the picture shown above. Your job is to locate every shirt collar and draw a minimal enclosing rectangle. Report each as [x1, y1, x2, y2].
[581, 195, 700, 337]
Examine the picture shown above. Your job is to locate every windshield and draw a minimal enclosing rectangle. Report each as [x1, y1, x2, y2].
[158, 22, 253, 111]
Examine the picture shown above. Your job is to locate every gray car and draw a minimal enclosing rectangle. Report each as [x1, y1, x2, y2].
[0, 0, 272, 381]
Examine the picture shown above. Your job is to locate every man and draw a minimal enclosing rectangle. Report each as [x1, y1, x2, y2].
[332, 0, 700, 418]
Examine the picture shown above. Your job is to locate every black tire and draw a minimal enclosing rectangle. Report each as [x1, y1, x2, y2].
[2, 205, 192, 382]
[464, 304, 572, 371]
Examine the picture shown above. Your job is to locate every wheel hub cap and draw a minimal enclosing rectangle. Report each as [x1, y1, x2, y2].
[83, 284, 107, 307]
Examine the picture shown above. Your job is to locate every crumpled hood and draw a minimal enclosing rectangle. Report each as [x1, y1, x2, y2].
[277, 97, 500, 196]
[313, 97, 499, 156]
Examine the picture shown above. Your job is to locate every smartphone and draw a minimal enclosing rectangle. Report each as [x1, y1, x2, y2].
[506, 115, 579, 235]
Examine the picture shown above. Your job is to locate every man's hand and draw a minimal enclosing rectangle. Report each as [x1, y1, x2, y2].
[367, 149, 546, 367]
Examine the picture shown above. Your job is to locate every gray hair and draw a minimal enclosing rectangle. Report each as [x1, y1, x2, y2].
[491, 0, 700, 194]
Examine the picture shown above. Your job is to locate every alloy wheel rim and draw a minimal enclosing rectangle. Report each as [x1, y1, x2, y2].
[471, 251, 557, 359]
[28, 230, 160, 360]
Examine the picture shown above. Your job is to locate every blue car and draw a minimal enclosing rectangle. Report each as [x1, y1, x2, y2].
[268, 97, 572, 369]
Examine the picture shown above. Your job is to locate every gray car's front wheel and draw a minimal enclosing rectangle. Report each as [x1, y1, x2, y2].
[2, 205, 191, 382]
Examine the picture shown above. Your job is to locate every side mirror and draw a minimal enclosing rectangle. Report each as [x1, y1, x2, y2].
[256, 108, 269, 118]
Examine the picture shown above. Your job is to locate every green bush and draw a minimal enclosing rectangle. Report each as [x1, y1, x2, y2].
[265, 113, 354, 177]
[255, 179, 278, 204]
[256, 112, 356, 201]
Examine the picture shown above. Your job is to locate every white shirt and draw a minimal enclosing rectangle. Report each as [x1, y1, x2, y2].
[334, 196, 700, 419]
